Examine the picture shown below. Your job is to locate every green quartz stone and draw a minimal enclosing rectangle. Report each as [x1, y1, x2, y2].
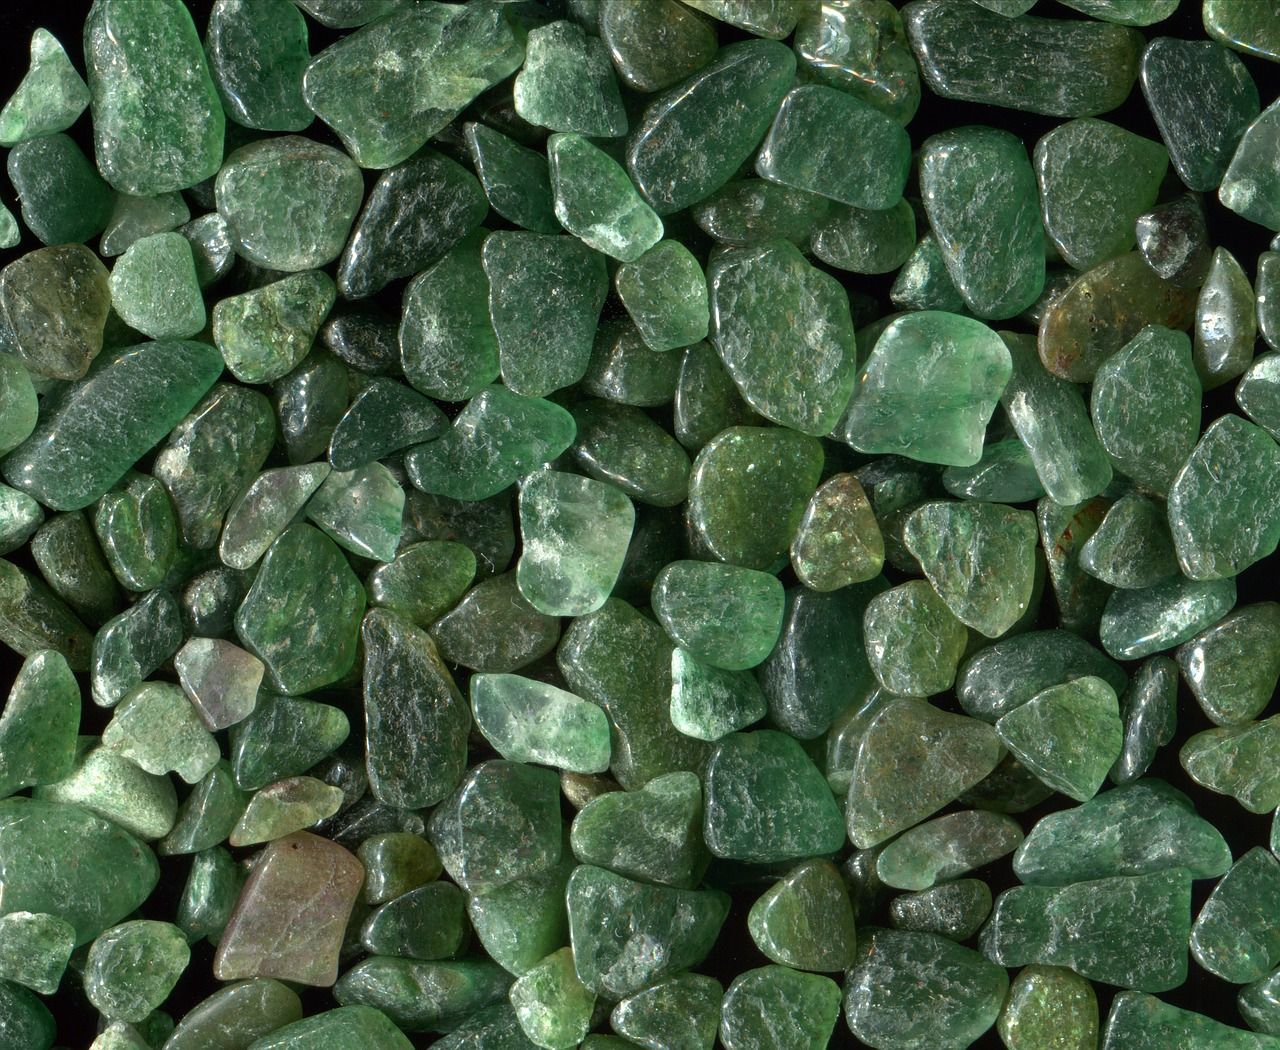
[1080, 495, 1179, 590]
[876, 810, 1023, 891]
[890, 879, 993, 941]
[683, 0, 797, 36]
[1261, 262, 1280, 355]
[329, 379, 445, 472]
[707, 239, 857, 435]
[100, 192, 191, 258]
[367, 540, 474, 628]
[846, 928, 1007, 1050]
[628, 41, 796, 214]
[509, 947, 595, 1050]
[612, 973, 721, 1050]
[1137, 193, 1212, 287]
[1241, 970, 1280, 1036]
[891, 233, 968, 314]
[273, 350, 347, 465]
[1181, 715, 1280, 813]
[566, 865, 729, 997]
[0, 912, 74, 995]
[669, 647, 767, 742]
[580, 337, 682, 412]
[404, 488, 514, 580]
[0, 205, 16, 249]
[0, 980, 54, 1050]
[692, 179, 832, 248]
[95, 474, 178, 591]
[359, 833, 442, 907]
[159, 762, 249, 856]
[216, 137, 361, 270]
[0, 29, 88, 146]
[85, 0, 223, 194]
[863, 580, 968, 696]
[960, 752, 1059, 815]
[213, 271, 336, 384]
[215, 831, 364, 987]
[248, 1005, 412, 1050]
[468, 854, 574, 977]
[2, 340, 223, 512]
[0, 560, 93, 671]
[1191, 847, 1280, 983]
[1112, 656, 1178, 784]
[230, 693, 349, 791]
[360, 881, 466, 960]
[305, 462, 404, 563]
[747, 860, 856, 972]
[30, 510, 120, 624]
[1220, 100, 1280, 231]
[108, 233, 205, 340]
[998, 965, 1098, 1050]
[181, 211, 235, 287]
[166, 979, 303, 1050]
[1014, 778, 1229, 884]
[333, 958, 511, 1033]
[842, 312, 1012, 466]
[207, 0, 311, 132]
[1182, 603, 1280, 728]
[0, 355, 36, 457]
[230, 776, 344, 847]
[85, 921, 189, 1023]
[103, 682, 220, 784]
[5, 133, 112, 245]
[720, 965, 839, 1050]
[673, 342, 764, 451]
[1103, 990, 1280, 1050]
[1, 243, 111, 381]
[464, 123, 558, 235]
[904, 0, 1141, 116]
[1059, 0, 1176, 22]
[0, 650, 77, 799]
[599, 0, 717, 93]
[918, 127, 1044, 320]
[982, 867, 1192, 992]
[181, 566, 251, 639]
[1196, 249, 1257, 394]
[614, 241, 709, 352]
[513, 21, 625, 138]
[652, 560, 784, 671]
[1034, 118, 1167, 271]
[35, 737, 175, 842]
[548, 133, 662, 263]
[1037, 496, 1113, 635]
[235, 524, 365, 694]
[219, 464, 330, 571]
[432, 571, 561, 673]
[0, 487, 41, 556]
[810, 199, 916, 275]
[91, 589, 182, 706]
[1204, 0, 1280, 61]
[472, 673, 610, 775]
[293, 0, 404, 28]
[789, 473, 884, 590]
[847, 697, 1002, 848]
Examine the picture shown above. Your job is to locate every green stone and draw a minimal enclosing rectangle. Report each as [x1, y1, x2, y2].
[918, 127, 1044, 319]
[464, 123, 558, 235]
[230, 776, 344, 847]
[235, 524, 366, 694]
[333, 958, 511, 1033]
[207, 0, 312, 132]
[44, 741, 173, 847]
[692, 179, 832, 248]
[0, 559, 92, 671]
[673, 342, 763, 451]
[360, 881, 467, 961]
[1194, 248, 1258, 390]
[0, 355, 36, 457]
[719, 965, 838, 1050]
[108, 233, 205, 340]
[1191, 847, 1280, 983]
[983, 868, 1192, 992]
[404, 488, 514, 580]
[891, 233, 968, 314]
[230, 693, 349, 791]
[889, 880, 993, 942]
[566, 865, 729, 997]
[467, 855, 574, 977]
[358, 833, 442, 906]
[514, 20, 626, 138]
[215, 832, 364, 987]
[1220, 99, 1280, 230]
[810, 199, 916, 275]
[847, 697, 1002, 848]
[1, 243, 110, 381]
[432, 571, 561, 673]
[0, 29, 88, 146]
[669, 647, 766, 742]
[180, 211, 234, 286]
[1112, 656, 1178, 784]
[0, 205, 16, 249]
[842, 312, 1011, 466]
[91, 589, 182, 705]
[248, 1005, 412, 1050]
[628, 41, 795, 214]
[600, 0, 717, 93]
[2, 340, 223, 511]
[182, 567, 253, 643]
[998, 965, 1098, 1050]
[328, 379, 445, 472]
[5, 133, 112, 245]
[846, 928, 1007, 1050]
[0, 491, 41, 560]
[652, 560, 784, 671]
[103, 682, 219, 784]
[1080, 495, 1179, 590]
[876, 810, 1023, 891]
[29, 510, 120, 624]
[684, 0, 797, 36]
[179, 844, 252, 941]
[1100, 573, 1236, 663]
[85, 920, 189, 1023]
[1241, 970, 1280, 1036]
[294, 0, 404, 28]
[1181, 715, 1280, 813]
[165, 979, 303, 1050]
[1178, 604, 1280, 725]
[612, 973, 721, 1050]
[707, 239, 857, 435]
[0, 649, 77, 799]
[367, 540, 475, 628]
[1103, 990, 1280, 1050]
[572, 399, 690, 506]
[1059, 0, 1176, 22]
[272, 349, 347, 465]
[91, 1022, 148, 1050]
[548, 133, 662, 262]
[305, 462, 404, 563]
[213, 271, 336, 384]
[1205, 0, 1280, 61]
[303, 3, 521, 168]
[904, 0, 1142, 117]
[789, 474, 884, 590]
[219, 465, 331, 571]
[1013, 778, 1230, 884]
[615, 241, 709, 352]
[0, 911, 73, 996]
[1260, 261, 1280, 354]
[863, 580, 968, 696]
[159, 761, 249, 856]
[960, 753, 1058, 815]
[1137, 193, 1212, 287]
[747, 860, 856, 972]
[85, 0, 223, 194]
[509, 947, 595, 1050]
[472, 673, 609, 775]
[216, 137, 362, 270]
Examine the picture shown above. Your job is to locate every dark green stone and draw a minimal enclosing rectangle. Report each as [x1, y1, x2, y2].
[1194, 248, 1257, 390]
[159, 762, 249, 856]
[748, 860, 857, 972]
[333, 958, 510, 1033]
[248, 1005, 412, 1049]
[614, 240, 709, 352]
[1080, 495, 1179, 590]
[1220, 100, 1280, 231]
[1191, 847, 1280, 983]
[810, 199, 917, 275]
[467, 854, 574, 978]
[1104, 990, 1280, 1050]
[653, 560, 784, 671]
[600, 0, 717, 93]
[1178, 604, 1280, 725]
[90, 589, 182, 706]
[889, 880, 993, 942]
[673, 342, 764, 452]
[1, 243, 111, 380]
[581, 329, 683, 408]
[431, 571, 560, 673]
[272, 349, 348, 465]
[360, 882, 467, 961]
[101, 190, 191, 259]
[1112, 655, 1178, 785]
[207, 0, 312, 132]
[29, 511, 119, 625]
[0, 980, 54, 1050]
[1039, 496, 1113, 635]
[358, 832, 442, 906]
[328, 380, 445, 471]
[721, 965, 841, 1050]
[368, 540, 475, 628]
[0, 650, 78, 799]
[463, 123, 558, 235]
[5, 133, 112, 245]
[165, 979, 303, 1050]
[230, 692, 349, 791]
[691, 179, 832, 248]
[213, 271, 336, 384]
[890, 233, 968, 314]
[877, 809, 1023, 891]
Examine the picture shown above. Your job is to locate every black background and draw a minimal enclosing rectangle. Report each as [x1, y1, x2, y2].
[1, 0, 1280, 1047]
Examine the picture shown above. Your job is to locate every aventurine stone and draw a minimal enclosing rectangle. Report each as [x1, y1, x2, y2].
[669, 648, 767, 742]
[721, 965, 841, 1050]
[1181, 715, 1280, 813]
[615, 241, 709, 352]
[1103, 990, 1280, 1050]
[206, 0, 312, 132]
[790, 473, 884, 590]
[510, 947, 595, 1050]
[1, 243, 110, 381]
[998, 966, 1098, 1050]
[876, 810, 1023, 891]
[863, 580, 969, 696]
[248, 1005, 412, 1050]
[91, 589, 182, 706]
[368, 541, 475, 628]
[0, 912, 74, 995]
[100, 191, 191, 258]
[0, 650, 78, 799]
[164, 979, 303, 1050]
[305, 462, 404, 563]
[612, 972, 723, 1050]
[213, 271, 336, 384]
[108, 233, 205, 340]
[473, 674, 609, 775]
[653, 560, 784, 671]
[431, 572, 560, 674]
[0, 560, 92, 671]
[178, 842, 242, 944]
[219, 465, 331, 571]
[549, 133, 662, 262]
[1080, 495, 1179, 590]
[85, 920, 189, 1023]
[1190, 847, 1280, 984]
[230, 777, 344, 847]
[230, 694, 349, 792]
[464, 122, 558, 235]
[514, 21, 626, 138]
[328, 378, 446, 472]
[0, 29, 88, 146]
[1195, 248, 1258, 390]
[748, 860, 857, 972]
[1178, 604, 1280, 725]
[102, 682, 220, 784]
[890, 880, 992, 942]
[5, 133, 112, 245]
[1136, 194, 1212, 287]
[1113, 656, 1178, 785]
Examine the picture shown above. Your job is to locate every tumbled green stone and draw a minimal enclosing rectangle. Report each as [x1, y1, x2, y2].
[1060, 0, 1176, 22]
[672, 342, 763, 451]
[579, 349, 682, 424]
[272, 349, 347, 465]
[810, 199, 916, 276]
[610, 973, 721, 1050]
[467, 852, 573, 978]
[100, 192, 191, 258]
[432, 571, 560, 673]
[2, 340, 223, 511]
[1104, 990, 1280, 1050]
[998, 965, 1098, 1050]
[961, 752, 1060, 815]
[509, 947, 595, 1050]
[1195, 247, 1257, 390]
[464, 123, 558, 235]
[90, 589, 181, 706]
[181, 566, 252, 640]
[890, 233, 967, 313]
[1204, 0, 1280, 61]
[513, 20, 625, 138]
[1112, 656, 1178, 785]
[718, 965, 838, 1050]
[5, 133, 112, 245]
[304, 462, 404, 563]
[684, 0, 797, 36]
[206, 0, 311, 132]
[0, 650, 77, 799]
[472, 673, 609, 775]
[904, 0, 1141, 116]
[846, 928, 1007, 1050]
[29, 511, 119, 624]
[1034, 118, 1167, 271]
[1181, 715, 1280, 813]
[219, 464, 330, 571]
[334, 958, 511, 1034]
[599, 0, 717, 93]
[213, 271, 336, 384]
[0, 559, 92, 671]
[85, 920, 189, 1023]
[0, 355, 36, 457]
[0, 487, 41, 556]
[230, 693, 348, 792]
[94, 474, 177, 592]
[652, 560, 784, 672]
[103, 682, 219, 784]
[548, 133, 662, 262]
[890, 879, 992, 941]
[329, 379, 445, 473]
[0, 29, 88, 146]
[669, 648, 766, 742]
[358, 833, 441, 907]
[692, 179, 832, 248]
[230, 776, 344, 847]
[361, 881, 466, 960]
[0, 980, 55, 1050]
[159, 762, 248, 856]
[863, 580, 968, 696]
[404, 487, 514, 580]
[180, 210, 234, 286]
[1101, 574, 1237, 665]
[567, 865, 729, 997]
[108, 233, 205, 340]
[235, 524, 365, 694]
[366, 541, 474, 629]
[37, 740, 173, 841]
[1241, 970, 1280, 1036]
[1190, 847, 1280, 984]
[1178, 604, 1280, 725]
[1137, 193, 1212, 288]
[877, 810, 1022, 891]
[614, 241, 709, 352]
[842, 312, 1012, 466]
[789, 473, 884, 590]
[166, 979, 303, 1050]
[1, 243, 110, 381]
[628, 40, 795, 214]
[1040, 499, 1111, 627]
[1220, 99, 1280, 230]
[847, 697, 1002, 848]
[0, 912, 73, 995]
[747, 860, 856, 972]
[1081, 494, 1179, 590]
[1261, 261, 1280, 357]
[249, 1005, 412, 1050]
[0, 205, 15, 249]
[982, 867, 1192, 992]
[294, 0, 404, 27]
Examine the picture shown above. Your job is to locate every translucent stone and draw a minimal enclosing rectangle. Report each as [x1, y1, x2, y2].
[230, 776, 344, 847]
[305, 462, 404, 563]
[24, 513, 117, 627]
[35, 739, 176, 841]
[180, 211, 235, 286]
[891, 233, 967, 313]
[571, 398, 690, 506]
[249, 1005, 413, 1049]
[1239, 353, 1280, 439]
[612, 972, 723, 1050]
[721, 965, 840, 1050]
[1181, 715, 1280, 813]
[1194, 247, 1258, 390]
[1136, 193, 1212, 287]
[1240, 969, 1280, 1036]
[91, 589, 182, 706]
[207, 0, 311, 132]
[467, 855, 574, 978]
[471, 673, 609, 775]
[0, 204, 16, 249]
[669, 648, 766, 742]
[213, 271, 336, 383]
[890, 880, 992, 942]
[510, 947, 595, 1050]
[692, 179, 832, 248]
[164, 979, 303, 1050]
[84, 921, 188, 1024]
[1220, 99, 1280, 230]
[599, 0, 718, 94]
[1190, 847, 1280, 983]
[877, 810, 1022, 891]
[367, 540, 474, 628]
[158, 762, 248, 857]
[746, 860, 856, 972]
[998, 965, 1098, 1050]
[102, 682, 219, 784]
[333, 958, 511, 1033]
[182, 567, 252, 640]
[271, 349, 347, 465]
[1204, 0, 1280, 61]
[0, 356, 36, 458]
[514, 21, 626, 138]
[683, 0, 798, 37]
[219, 465, 330, 571]
[1080, 494, 1179, 590]
[108, 232, 205, 340]
[230, 693, 349, 791]
[810, 199, 916, 276]
[293, 0, 404, 28]
[614, 240, 709, 352]
[432, 571, 561, 674]
[0, 651, 77, 800]
[101, 192, 191, 258]
[463, 123, 558, 235]
[0, 912, 74, 995]
[5, 133, 112, 245]
[0, 29, 89, 146]
[1104, 990, 1280, 1049]
[1177, 604, 1280, 726]
[1112, 656, 1178, 785]
[788, 474, 884, 590]
[1, 243, 110, 381]
[652, 560, 784, 671]
[548, 133, 662, 262]
[863, 580, 969, 696]
[0, 488, 42, 559]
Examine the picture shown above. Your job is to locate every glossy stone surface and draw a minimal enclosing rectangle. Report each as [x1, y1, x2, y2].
[305, 462, 404, 562]
[599, 0, 717, 93]
[720, 965, 840, 1050]
[1112, 656, 1178, 785]
[272, 349, 347, 465]
[998, 965, 1098, 1050]
[811, 199, 916, 276]
[5, 133, 112, 245]
[341, 958, 514, 1032]
[249, 1005, 413, 1049]
[0, 488, 41, 558]
[1220, 99, 1280, 230]
[612, 972, 722, 1050]
[548, 133, 661, 262]
[1178, 604, 1280, 725]
[0, 356, 36, 458]
[653, 560, 783, 671]
[230, 693, 349, 792]
[1137, 194, 1212, 287]
[876, 809, 1022, 891]
[207, 0, 312, 132]
[213, 271, 335, 384]
[1181, 715, 1280, 813]
[789, 473, 884, 590]
[466, 853, 574, 978]
[164, 979, 303, 1050]
[514, 20, 625, 138]
[669, 647, 767, 743]
[693, 179, 833, 249]
[1103, 990, 1280, 1049]
[432, 571, 560, 674]
[103, 681, 220, 784]
[463, 123, 558, 236]
[0, 650, 78, 799]
[367, 540, 474, 629]
[1195, 248, 1257, 390]
[85, 920, 189, 1023]
[890, 880, 993, 942]
[0, 911, 74, 995]
[508, 947, 594, 1050]
[108, 233, 205, 340]
[91, 589, 182, 706]
[1204, 0, 1280, 61]
[472, 672, 608, 775]
[1240, 970, 1280, 1036]
[158, 762, 248, 856]
[219, 465, 330, 571]
[27, 510, 118, 625]
[99, 190, 190, 259]
[38, 741, 178, 839]
[747, 860, 856, 972]
[863, 580, 969, 696]
[1191, 847, 1280, 983]
[0, 558, 91, 671]
[611, 241, 708, 356]
[1081, 495, 1179, 590]
[571, 399, 691, 506]
[0, 28, 88, 146]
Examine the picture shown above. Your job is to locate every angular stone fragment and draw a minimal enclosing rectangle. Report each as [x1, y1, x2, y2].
[5, 133, 112, 245]
[789, 474, 884, 591]
[890, 880, 992, 942]
[0, 356, 36, 459]
[270, 349, 346, 466]
[1102, 990, 1280, 1050]
[747, 860, 856, 972]
[1220, 99, 1280, 231]
[219, 465, 329, 571]
[0, 487, 41, 558]
[182, 566, 253, 641]
[863, 580, 968, 696]
[1181, 715, 1280, 813]
[998, 965, 1098, 1050]
[1190, 847, 1280, 984]
[103, 682, 220, 784]
[28, 511, 118, 625]
[85, 920, 188, 1023]
[329, 382, 443, 473]
[108, 233, 205, 340]
[653, 560, 782, 671]
[230, 693, 348, 793]
[304, 462, 404, 563]
[367, 540, 474, 629]
[669, 648, 766, 742]
[1178, 604, 1280, 726]
[100, 191, 191, 258]
[571, 399, 690, 508]
[334, 958, 511, 1033]
[0, 29, 88, 146]
[877, 810, 1023, 891]
[1112, 656, 1178, 785]
[230, 777, 344, 847]
[0, 559, 91, 671]
[432, 571, 560, 674]
[891, 233, 967, 313]
[472, 673, 609, 775]
[0, 651, 78, 799]
[1080, 495, 1179, 590]
[159, 762, 248, 857]
[467, 853, 574, 978]
[358, 832, 441, 907]
[509, 947, 595, 1050]
[1136, 194, 1212, 288]
[90, 589, 181, 706]
[213, 271, 335, 384]
[0, 912, 74, 995]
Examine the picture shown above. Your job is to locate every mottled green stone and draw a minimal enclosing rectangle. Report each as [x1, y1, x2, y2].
[1080, 495, 1179, 590]
[847, 697, 1002, 848]
[432, 571, 561, 673]
[1100, 573, 1236, 663]
[811, 199, 916, 275]
[108, 233, 205, 340]
[230, 776, 344, 847]
[748, 860, 856, 972]
[1195, 248, 1258, 390]
[1205, 0, 1280, 61]
[103, 682, 219, 784]
[1220, 99, 1280, 231]
[0, 487, 42, 557]
[669, 648, 766, 742]
[248, 1005, 412, 1050]
[0, 29, 88, 146]
[548, 133, 662, 262]
[334, 958, 511, 1034]
[611, 973, 721, 1050]
[468, 855, 574, 978]
[207, 0, 311, 132]
[102, 190, 193, 258]
[1241, 969, 1280, 1036]
[1112, 656, 1178, 785]
[272, 349, 347, 465]
[877, 810, 1022, 891]
[599, 0, 716, 93]
[1105, 990, 1280, 1049]
[0, 355, 36, 457]
[29, 510, 119, 624]
[1181, 714, 1280, 813]
[672, 342, 763, 451]
[0, 982, 53, 1050]
[0, 205, 16, 250]
[789, 473, 884, 590]
[366, 540, 474, 629]
[1191, 847, 1280, 983]
[166, 979, 303, 1050]
[514, 20, 625, 138]
[652, 560, 783, 672]
[998, 965, 1098, 1050]
[328, 381, 445, 473]
[47, 741, 171, 844]
[684, 0, 797, 36]
[0, 650, 77, 800]
[863, 580, 968, 696]
[982, 867, 1192, 992]
[213, 271, 335, 384]
[1260, 261, 1280, 356]
[86, 920, 189, 1023]
[1178, 604, 1280, 726]
[219, 465, 329, 571]
[0, 559, 91, 670]
[0, 911, 73, 996]
[472, 673, 610, 775]
[358, 833, 441, 907]
[891, 233, 967, 314]
[294, 0, 404, 28]
[614, 241, 709, 352]
[230, 693, 348, 791]
[718, 965, 838, 1050]
[509, 947, 595, 1050]
[305, 462, 404, 563]
[464, 123, 558, 235]
[5, 133, 112, 245]
[181, 566, 252, 640]
[890, 880, 992, 942]
[90, 589, 181, 706]
[425, 1004, 536, 1050]
[692, 179, 831, 248]
[158, 762, 248, 856]
[572, 399, 690, 506]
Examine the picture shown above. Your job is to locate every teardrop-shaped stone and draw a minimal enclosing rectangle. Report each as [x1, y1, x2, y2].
[748, 860, 857, 972]
[0, 28, 88, 146]
[1195, 248, 1258, 390]
[612, 972, 722, 1050]
[863, 580, 969, 696]
[164, 979, 303, 1050]
[876, 810, 1023, 891]
[1104, 990, 1280, 1050]
[230, 693, 349, 791]
[0, 651, 78, 799]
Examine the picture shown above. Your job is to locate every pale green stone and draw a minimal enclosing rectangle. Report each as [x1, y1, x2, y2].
[230, 777, 345, 847]
[35, 740, 177, 841]
[247, 1005, 413, 1049]
[1191, 847, 1280, 984]
[669, 646, 766, 743]
[0, 650, 78, 799]
[548, 133, 662, 262]
[1081, 495, 1179, 590]
[652, 560, 784, 671]
[467, 856, 574, 978]
[1220, 99, 1280, 231]
[0, 486, 41, 557]
[102, 682, 220, 785]
[85, 920, 189, 1023]
[0, 29, 89, 147]
[101, 192, 191, 258]
[997, 965, 1098, 1050]
[615, 241, 709, 352]
[721, 965, 840, 1050]
[0, 204, 16, 250]
[472, 673, 611, 775]
[790, 473, 885, 591]
[1104, 990, 1280, 1050]
[510, 947, 595, 1050]
[863, 580, 969, 696]
[747, 860, 857, 972]
[514, 21, 626, 138]
[213, 271, 336, 384]
[890, 880, 993, 942]
[306, 462, 404, 563]
[1181, 715, 1280, 813]
[220, 464, 331, 571]
[810, 199, 917, 275]
[876, 810, 1023, 891]
[612, 973, 722, 1050]
[0, 912, 74, 995]
[158, 762, 249, 857]
[1177, 603, 1280, 726]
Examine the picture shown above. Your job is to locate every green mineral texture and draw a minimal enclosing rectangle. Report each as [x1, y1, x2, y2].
[293, 0, 405, 27]
[918, 127, 1045, 319]
[757, 85, 909, 209]
[719, 965, 840, 1050]
[1137, 193, 1212, 288]
[1113, 656, 1178, 785]
[1220, 99, 1280, 231]
[234, 524, 366, 695]
[841, 312, 1012, 466]
[0, 650, 78, 799]
[213, 270, 336, 384]
[305, 462, 404, 563]
[599, 0, 717, 94]
[1013, 778, 1230, 884]
[904, 0, 1142, 116]
[84, 0, 223, 194]
[230, 776, 344, 847]
[1059, 0, 1177, 23]
[230, 693, 349, 791]
[216, 137, 362, 270]
[0, 559, 92, 670]
[5, 133, 112, 245]
[158, 761, 249, 856]
[467, 854, 574, 977]
[463, 123, 559, 235]
[1260, 263, 1280, 354]
[368, 540, 475, 628]
[614, 241, 709, 353]
[673, 342, 765, 451]
[684, 0, 798, 37]
[0, 355, 36, 456]
[108, 233, 205, 340]
[179, 211, 234, 286]
[219, 464, 331, 571]
[247, 1005, 412, 1050]
[847, 697, 1002, 848]
[571, 398, 691, 507]
[29, 510, 119, 625]
[1099, 574, 1236, 661]
[863, 580, 968, 696]
[669, 647, 767, 742]
[889, 880, 993, 942]
[164, 979, 304, 1050]
[1205, 0, 1280, 61]
[692, 179, 833, 248]
[1102, 990, 1280, 1050]
[789, 473, 884, 590]
[611, 972, 722, 1050]
[1190, 846, 1280, 983]
[514, 20, 626, 138]
[891, 232, 967, 313]
[0, 203, 16, 249]
[747, 860, 857, 972]
[1195, 248, 1258, 390]
[91, 589, 182, 706]
[432, 571, 560, 674]
[332, 957, 511, 1033]
[876, 810, 1023, 891]
[1240, 970, 1280, 1036]
[272, 350, 346, 464]
[1178, 604, 1280, 725]
[1181, 715, 1280, 813]
[1080, 494, 1180, 590]
[47, 739, 168, 841]
[548, 133, 662, 262]
[327, 378, 446, 471]
[0, 911, 74, 995]
[566, 865, 729, 998]
[0, 487, 40, 557]
[472, 673, 609, 775]
[509, 947, 596, 1050]
[361, 881, 466, 960]
[358, 832, 442, 906]
[707, 239, 857, 435]
[102, 681, 220, 784]
[0, 29, 88, 146]
[517, 469, 634, 617]
[845, 928, 1007, 1050]
[627, 41, 796, 214]
[85, 920, 189, 1023]
[206, 0, 312, 132]
[997, 965, 1098, 1050]
[652, 560, 784, 671]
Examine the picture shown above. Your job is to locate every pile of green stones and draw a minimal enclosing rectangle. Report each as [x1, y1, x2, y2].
[9, 0, 1280, 1047]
